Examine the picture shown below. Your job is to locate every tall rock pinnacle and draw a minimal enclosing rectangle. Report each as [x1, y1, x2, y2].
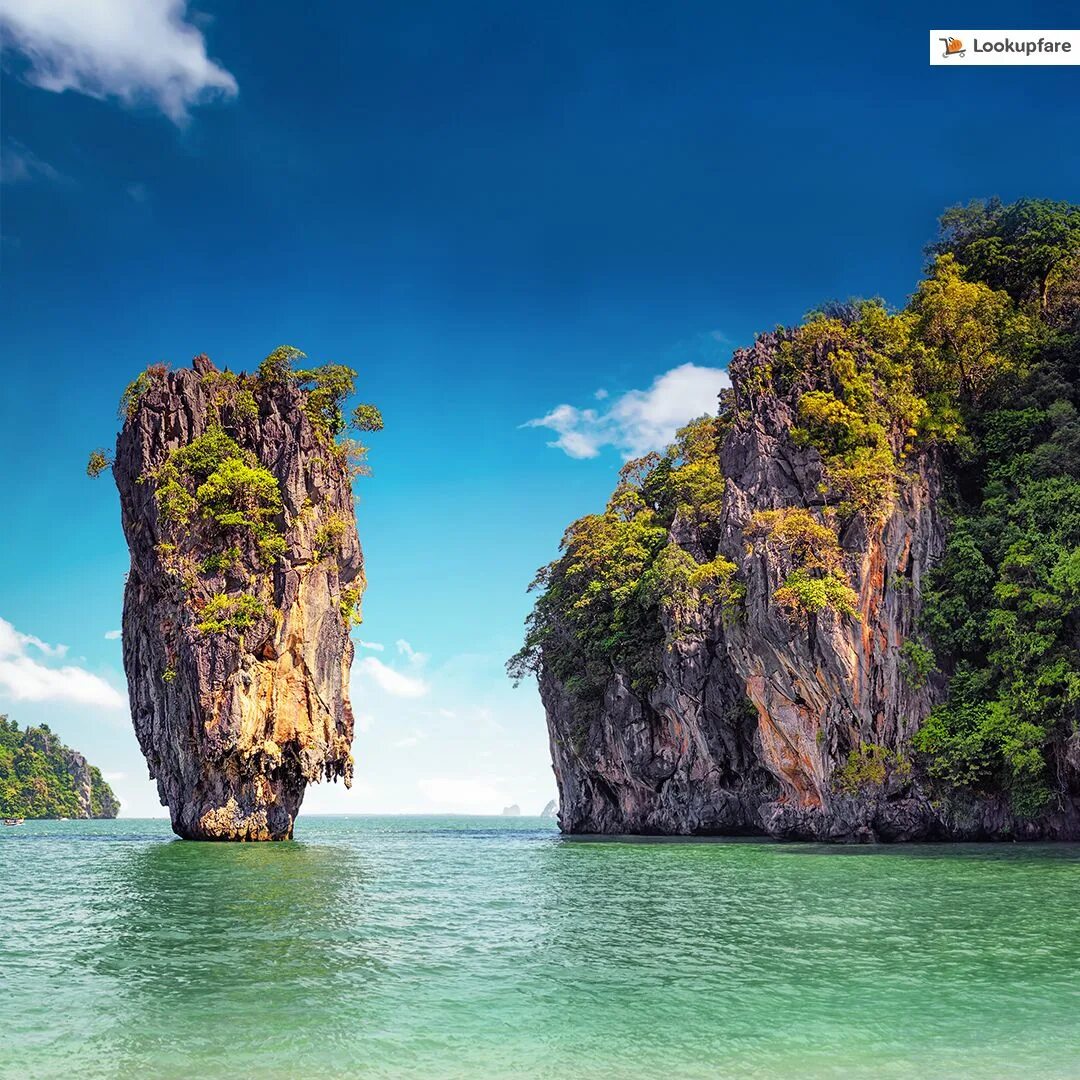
[110, 348, 379, 840]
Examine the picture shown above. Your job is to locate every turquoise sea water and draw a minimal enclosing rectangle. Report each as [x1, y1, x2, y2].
[2, 816, 1079, 1079]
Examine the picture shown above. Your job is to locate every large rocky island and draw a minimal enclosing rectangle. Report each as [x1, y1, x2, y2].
[513, 198, 1080, 841]
[95, 347, 381, 840]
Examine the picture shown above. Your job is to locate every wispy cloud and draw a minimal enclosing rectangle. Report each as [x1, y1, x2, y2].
[0, 616, 125, 709]
[356, 656, 428, 699]
[0, 140, 66, 186]
[0, 0, 238, 124]
[104, 629, 122, 641]
[524, 362, 731, 460]
[396, 639, 428, 667]
[357, 639, 384, 651]
[1, 621, 68, 659]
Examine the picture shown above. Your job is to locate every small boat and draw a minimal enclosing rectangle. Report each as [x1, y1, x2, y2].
[3, 817, 25, 826]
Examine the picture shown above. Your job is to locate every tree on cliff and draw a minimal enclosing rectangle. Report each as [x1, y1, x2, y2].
[508, 416, 740, 697]
[931, 197, 1080, 312]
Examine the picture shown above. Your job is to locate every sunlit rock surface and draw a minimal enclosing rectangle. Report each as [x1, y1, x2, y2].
[114, 355, 362, 840]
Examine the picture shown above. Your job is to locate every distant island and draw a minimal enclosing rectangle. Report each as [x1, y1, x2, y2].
[0, 716, 119, 819]
[501, 804, 521, 816]
[540, 799, 557, 818]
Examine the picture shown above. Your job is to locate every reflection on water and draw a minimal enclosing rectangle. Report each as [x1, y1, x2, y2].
[93, 840, 379, 1078]
[3, 817, 1080, 1080]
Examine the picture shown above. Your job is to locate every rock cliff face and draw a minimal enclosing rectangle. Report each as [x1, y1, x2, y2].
[113, 354, 363, 840]
[541, 332, 1080, 841]
[63, 747, 121, 819]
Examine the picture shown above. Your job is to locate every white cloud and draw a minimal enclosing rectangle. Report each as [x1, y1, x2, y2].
[0, 620, 69, 659]
[104, 629, 122, 640]
[0, 139, 65, 185]
[356, 712, 374, 733]
[357, 639, 384, 652]
[356, 656, 428, 699]
[395, 639, 428, 667]
[417, 776, 510, 814]
[526, 404, 604, 459]
[0, 0, 238, 124]
[594, 388, 609, 400]
[524, 362, 730, 459]
[0, 616, 125, 708]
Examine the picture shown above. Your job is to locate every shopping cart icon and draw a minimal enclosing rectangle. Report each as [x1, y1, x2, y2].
[939, 37, 966, 58]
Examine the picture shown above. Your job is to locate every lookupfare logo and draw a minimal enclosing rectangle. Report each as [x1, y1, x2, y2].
[930, 29, 1080, 65]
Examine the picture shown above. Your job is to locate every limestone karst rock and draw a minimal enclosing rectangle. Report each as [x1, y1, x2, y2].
[112, 351, 369, 840]
[539, 332, 952, 839]
[527, 317, 1080, 842]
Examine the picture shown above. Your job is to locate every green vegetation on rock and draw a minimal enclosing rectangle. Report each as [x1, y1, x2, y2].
[340, 584, 364, 626]
[916, 199, 1080, 817]
[119, 365, 162, 420]
[151, 426, 286, 571]
[196, 592, 265, 635]
[833, 743, 910, 795]
[745, 508, 859, 620]
[0, 717, 119, 819]
[514, 198, 1080, 820]
[107, 345, 384, 637]
[508, 417, 737, 696]
[900, 639, 937, 689]
[86, 448, 112, 478]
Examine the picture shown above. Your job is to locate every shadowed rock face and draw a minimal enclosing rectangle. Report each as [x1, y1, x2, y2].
[543, 333, 1080, 842]
[114, 356, 362, 840]
[63, 747, 121, 820]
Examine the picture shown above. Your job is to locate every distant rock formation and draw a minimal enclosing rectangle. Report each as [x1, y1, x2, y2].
[501, 804, 521, 816]
[0, 717, 119, 819]
[540, 799, 557, 818]
[110, 349, 376, 840]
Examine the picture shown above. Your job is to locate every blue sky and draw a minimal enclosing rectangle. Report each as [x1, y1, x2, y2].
[0, 0, 1077, 815]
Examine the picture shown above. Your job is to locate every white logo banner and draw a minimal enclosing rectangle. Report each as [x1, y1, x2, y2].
[930, 30, 1080, 65]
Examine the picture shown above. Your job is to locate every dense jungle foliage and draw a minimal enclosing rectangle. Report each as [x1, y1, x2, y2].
[0, 717, 118, 819]
[916, 199, 1080, 815]
[513, 198, 1080, 816]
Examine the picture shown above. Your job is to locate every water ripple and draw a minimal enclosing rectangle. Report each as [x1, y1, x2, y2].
[2, 817, 1079, 1079]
